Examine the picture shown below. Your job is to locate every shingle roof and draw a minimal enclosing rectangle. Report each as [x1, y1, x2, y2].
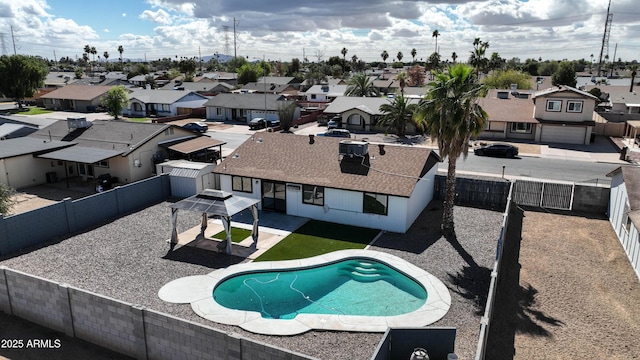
[203, 93, 290, 111]
[478, 89, 537, 124]
[128, 89, 207, 104]
[305, 84, 348, 97]
[533, 85, 598, 100]
[0, 137, 75, 159]
[27, 119, 184, 155]
[256, 76, 298, 85]
[39, 85, 114, 101]
[239, 82, 297, 93]
[323, 97, 419, 115]
[214, 132, 440, 197]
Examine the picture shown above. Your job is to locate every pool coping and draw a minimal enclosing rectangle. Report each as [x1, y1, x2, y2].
[158, 249, 451, 335]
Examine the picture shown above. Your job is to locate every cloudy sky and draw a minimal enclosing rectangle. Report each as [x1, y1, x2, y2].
[0, 0, 638, 64]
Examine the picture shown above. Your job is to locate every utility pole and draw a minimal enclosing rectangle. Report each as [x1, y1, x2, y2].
[233, 17, 237, 59]
[11, 25, 17, 55]
[597, 0, 612, 77]
[610, 42, 617, 78]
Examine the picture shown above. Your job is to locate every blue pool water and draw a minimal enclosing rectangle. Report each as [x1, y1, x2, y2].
[212, 258, 427, 319]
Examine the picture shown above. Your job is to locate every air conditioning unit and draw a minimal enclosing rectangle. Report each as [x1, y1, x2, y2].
[339, 140, 369, 157]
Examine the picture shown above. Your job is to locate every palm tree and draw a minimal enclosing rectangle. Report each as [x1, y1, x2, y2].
[397, 51, 403, 64]
[396, 71, 408, 94]
[381, 50, 389, 65]
[631, 65, 638, 93]
[103, 51, 109, 64]
[117, 45, 124, 70]
[411, 48, 417, 63]
[414, 63, 488, 236]
[469, 38, 489, 78]
[451, 51, 458, 64]
[377, 94, 417, 137]
[341, 47, 348, 73]
[432, 30, 440, 54]
[345, 73, 380, 97]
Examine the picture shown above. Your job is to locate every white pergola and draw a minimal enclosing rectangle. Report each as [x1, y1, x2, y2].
[169, 189, 260, 254]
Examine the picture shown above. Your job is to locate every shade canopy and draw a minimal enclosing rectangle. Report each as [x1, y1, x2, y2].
[169, 189, 260, 217]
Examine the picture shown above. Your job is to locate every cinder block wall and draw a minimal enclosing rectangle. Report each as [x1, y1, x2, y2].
[572, 185, 610, 214]
[0, 267, 318, 360]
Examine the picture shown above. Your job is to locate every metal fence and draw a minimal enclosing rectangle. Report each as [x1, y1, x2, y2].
[512, 179, 575, 210]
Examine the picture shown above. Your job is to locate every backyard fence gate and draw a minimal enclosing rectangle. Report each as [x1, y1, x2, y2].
[512, 179, 574, 210]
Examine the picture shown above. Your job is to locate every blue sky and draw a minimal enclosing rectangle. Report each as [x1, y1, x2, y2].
[0, 0, 638, 63]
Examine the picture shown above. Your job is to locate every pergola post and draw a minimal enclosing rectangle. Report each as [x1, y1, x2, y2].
[251, 204, 259, 246]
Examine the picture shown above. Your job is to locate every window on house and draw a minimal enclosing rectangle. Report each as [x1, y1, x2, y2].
[302, 185, 324, 206]
[311, 94, 317, 99]
[511, 123, 532, 133]
[363, 192, 388, 215]
[216, 107, 222, 116]
[567, 101, 583, 113]
[623, 203, 632, 233]
[546, 100, 562, 112]
[161, 104, 171, 112]
[95, 160, 109, 168]
[349, 114, 361, 125]
[232, 176, 253, 193]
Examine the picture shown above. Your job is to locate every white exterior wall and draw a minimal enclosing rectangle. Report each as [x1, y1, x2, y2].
[608, 172, 640, 280]
[0, 156, 56, 189]
[404, 165, 437, 231]
[534, 93, 595, 122]
[219, 175, 262, 204]
[170, 96, 208, 114]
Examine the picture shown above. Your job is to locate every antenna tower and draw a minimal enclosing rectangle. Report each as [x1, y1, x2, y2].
[222, 25, 230, 56]
[597, 0, 613, 77]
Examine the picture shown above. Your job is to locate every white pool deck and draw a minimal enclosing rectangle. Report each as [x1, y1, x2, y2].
[159, 249, 451, 335]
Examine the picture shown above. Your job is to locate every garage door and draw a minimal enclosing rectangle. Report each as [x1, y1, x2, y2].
[540, 125, 586, 145]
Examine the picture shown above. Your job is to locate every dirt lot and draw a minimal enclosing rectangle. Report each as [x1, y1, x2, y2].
[487, 208, 640, 360]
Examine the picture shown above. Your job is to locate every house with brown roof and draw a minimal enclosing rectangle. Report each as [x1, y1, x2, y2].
[323, 96, 420, 133]
[0, 119, 196, 189]
[607, 166, 640, 280]
[479, 86, 597, 145]
[204, 93, 300, 123]
[39, 85, 114, 112]
[213, 132, 440, 232]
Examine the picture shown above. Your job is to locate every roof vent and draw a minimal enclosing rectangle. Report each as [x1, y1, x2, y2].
[67, 117, 90, 130]
[339, 140, 369, 157]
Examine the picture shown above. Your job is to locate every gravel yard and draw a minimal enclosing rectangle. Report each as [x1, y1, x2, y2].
[0, 200, 502, 360]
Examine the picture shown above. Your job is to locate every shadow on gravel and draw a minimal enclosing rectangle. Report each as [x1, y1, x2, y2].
[485, 206, 564, 360]
[372, 203, 444, 254]
[163, 244, 244, 269]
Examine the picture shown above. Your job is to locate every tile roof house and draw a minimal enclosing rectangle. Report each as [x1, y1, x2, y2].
[323, 96, 420, 133]
[478, 86, 597, 145]
[39, 85, 114, 112]
[124, 89, 209, 118]
[203, 93, 300, 123]
[607, 165, 640, 280]
[0, 119, 196, 189]
[214, 132, 440, 232]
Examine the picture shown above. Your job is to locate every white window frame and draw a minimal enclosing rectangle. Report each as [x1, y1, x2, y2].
[348, 114, 361, 125]
[510, 122, 532, 133]
[546, 100, 562, 112]
[567, 101, 583, 113]
[216, 107, 222, 116]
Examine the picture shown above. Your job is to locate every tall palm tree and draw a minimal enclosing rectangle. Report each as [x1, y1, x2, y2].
[118, 45, 124, 70]
[631, 65, 638, 93]
[341, 47, 348, 73]
[397, 51, 403, 63]
[414, 63, 488, 236]
[396, 71, 408, 94]
[345, 73, 380, 97]
[381, 50, 389, 65]
[451, 51, 458, 64]
[432, 29, 440, 54]
[103, 51, 109, 64]
[411, 48, 417, 63]
[377, 94, 417, 137]
[469, 38, 489, 78]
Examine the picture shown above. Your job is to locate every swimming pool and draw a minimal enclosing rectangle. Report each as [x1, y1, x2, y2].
[213, 258, 427, 319]
[159, 249, 451, 335]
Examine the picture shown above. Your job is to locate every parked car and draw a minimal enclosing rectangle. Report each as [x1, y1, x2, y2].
[319, 129, 351, 138]
[181, 122, 209, 133]
[474, 143, 519, 158]
[327, 119, 338, 129]
[248, 118, 280, 130]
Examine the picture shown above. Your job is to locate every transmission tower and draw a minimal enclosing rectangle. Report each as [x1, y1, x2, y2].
[597, 0, 613, 77]
[222, 25, 230, 56]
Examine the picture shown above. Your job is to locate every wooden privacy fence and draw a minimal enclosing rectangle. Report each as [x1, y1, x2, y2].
[512, 179, 574, 210]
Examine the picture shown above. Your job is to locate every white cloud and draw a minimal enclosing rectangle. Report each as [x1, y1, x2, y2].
[140, 9, 172, 25]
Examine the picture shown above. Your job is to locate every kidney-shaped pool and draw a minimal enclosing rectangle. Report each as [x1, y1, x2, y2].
[159, 249, 451, 335]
